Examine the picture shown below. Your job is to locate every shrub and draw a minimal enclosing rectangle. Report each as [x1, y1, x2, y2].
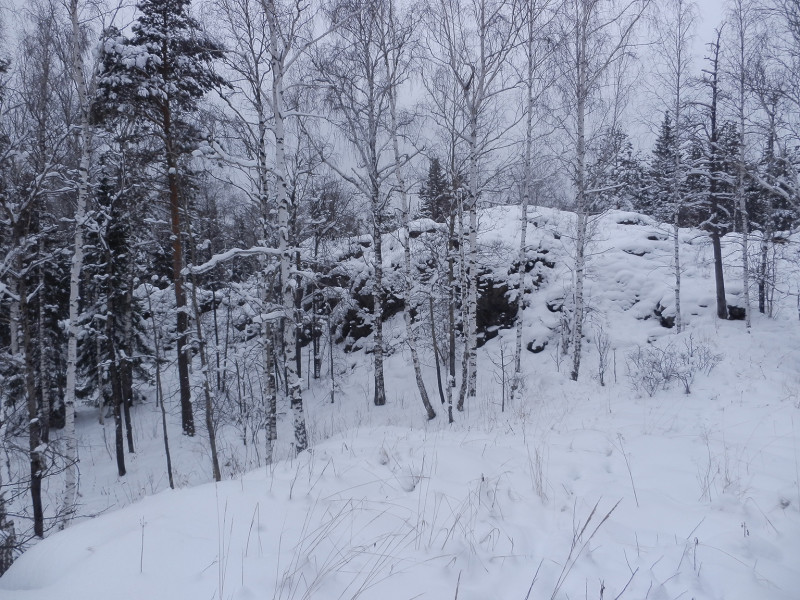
[626, 335, 722, 396]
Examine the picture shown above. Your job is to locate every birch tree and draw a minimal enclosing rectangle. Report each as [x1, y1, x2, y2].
[727, 0, 757, 329]
[212, 0, 281, 457]
[256, 0, 348, 451]
[556, 0, 649, 381]
[315, 0, 401, 409]
[651, 0, 697, 334]
[512, 0, 556, 402]
[61, 0, 98, 526]
[428, 0, 522, 408]
[419, 63, 467, 421]
[379, 0, 437, 420]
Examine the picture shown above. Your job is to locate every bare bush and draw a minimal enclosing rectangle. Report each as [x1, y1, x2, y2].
[594, 324, 612, 386]
[627, 337, 722, 396]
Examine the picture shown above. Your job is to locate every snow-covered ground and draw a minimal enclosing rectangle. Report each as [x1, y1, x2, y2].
[2, 207, 800, 599]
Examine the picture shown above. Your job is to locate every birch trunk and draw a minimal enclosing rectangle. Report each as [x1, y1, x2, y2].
[61, 0, 91, 526]
[670, 2, 687, 334]
[570, 5, 588, 382]
[372, 207, 387, 408]
[447, 201, 457, 423]
[266, 0, 307, 452]
[513, 18, 536, 401]
[457, 194, 470, 411]
[264, 324, 277, 465]
[463, 111, 479, 403]
[383, 5, 435, 419]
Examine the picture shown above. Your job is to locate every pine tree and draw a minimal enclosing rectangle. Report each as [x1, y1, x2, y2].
[96, 0, 225, 436]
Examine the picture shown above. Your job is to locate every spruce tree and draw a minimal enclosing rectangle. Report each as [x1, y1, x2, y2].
[419, 158, 451, 223]
[640, 113, 678, 223]
[586, 127, 643, 214]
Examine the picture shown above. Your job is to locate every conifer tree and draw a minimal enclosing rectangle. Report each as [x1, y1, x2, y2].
[96, 0, 225, 436]
[640, 113, 679, 224]
[419, 158, 451, 223]
[586, 127, 643, 214]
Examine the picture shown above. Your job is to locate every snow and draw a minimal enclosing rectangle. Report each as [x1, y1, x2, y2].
[2, 207, 800, 600]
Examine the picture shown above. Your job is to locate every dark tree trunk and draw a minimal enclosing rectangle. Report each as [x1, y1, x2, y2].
[430, 296, 446, 407]
[22, 279, 44, 538]
[164, 101, 194, 436]
[706, 31, 728, 320]
[372, 213, 386, 407]
[107, 305, 127, 477]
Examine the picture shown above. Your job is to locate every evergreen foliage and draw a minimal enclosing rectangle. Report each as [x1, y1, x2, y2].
[419, 158, 452, 223]
[586, 127, 644, 214]
[638, 113, 679, 223]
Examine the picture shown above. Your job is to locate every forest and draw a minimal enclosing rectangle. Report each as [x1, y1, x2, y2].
[1, 0, 800, 596]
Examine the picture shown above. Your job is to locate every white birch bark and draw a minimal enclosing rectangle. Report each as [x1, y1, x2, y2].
[61, 0, 92, 527]
[669, 0, 693, 334]
[652, 0, 696, 334]
[265, 0, 307, 452]
[564, 0, 648, 381]
[382, 0, 436, 420]
[465, 113, 479, 401]
[512, 2, 546, 401]
[570, 1, 589, 382]
[433, 0, 520, 409]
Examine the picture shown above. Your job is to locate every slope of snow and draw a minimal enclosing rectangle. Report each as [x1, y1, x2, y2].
[2, 207, 800, 599]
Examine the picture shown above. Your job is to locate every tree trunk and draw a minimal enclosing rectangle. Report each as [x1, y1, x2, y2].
[20, 273, 44, 538]
[146, 285, 174, 489]
[372, 212, 387, 407]
[0, 398, 16, 574]
[571, 11, 588, 383]
[734, 2, 751, 329]
[447, 204, 457, 424]
[264, 324, 277, 465]
[671, 16, 684, 334]
[708, 31, 728, 321]
[383, 22, 435, 419]
[266, 0, 307, 451]
[108, 317, 127, 478]
[37, 240, 51, 444]
[463, 109, 479, 403]
[164, 99, 194, 437]
[513, 24, 535, 399]
[312, 291, 321, 379]
[61, 0, 92, 526]
[121, 278, 135, 453]
[188, 278, 222, 481]
[429, 296, 446, 407]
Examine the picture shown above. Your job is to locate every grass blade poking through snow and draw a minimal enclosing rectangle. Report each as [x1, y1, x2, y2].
[550, 499, 621, 600]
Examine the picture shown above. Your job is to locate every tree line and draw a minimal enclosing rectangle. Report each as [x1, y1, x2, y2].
[1, 0, 799, 573]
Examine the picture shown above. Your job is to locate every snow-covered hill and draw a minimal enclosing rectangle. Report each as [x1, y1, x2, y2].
[2, 207, 799, 600]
